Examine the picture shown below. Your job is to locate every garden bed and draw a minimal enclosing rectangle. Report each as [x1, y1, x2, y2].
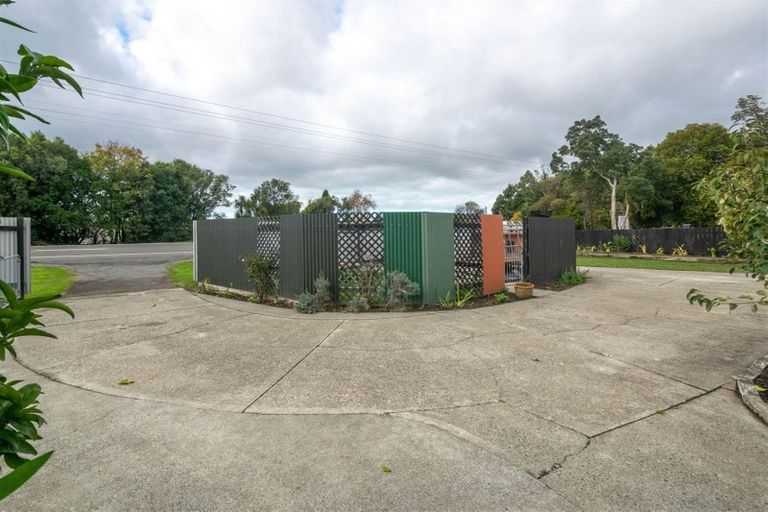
[578, 252, 737, 264]
[196, 281, 527, 312]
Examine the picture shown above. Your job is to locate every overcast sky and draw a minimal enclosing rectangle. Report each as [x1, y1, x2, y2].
[3, 0, 766, 214]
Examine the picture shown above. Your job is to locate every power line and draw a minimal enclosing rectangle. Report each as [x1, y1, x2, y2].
[40, 84, 515, 165]
[0, 57, 541, 166]
[29, 105, 518, 181]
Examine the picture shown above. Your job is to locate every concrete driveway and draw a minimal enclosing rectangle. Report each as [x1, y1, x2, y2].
[6, 267, 768, 510]
[31, 242, 192, 296]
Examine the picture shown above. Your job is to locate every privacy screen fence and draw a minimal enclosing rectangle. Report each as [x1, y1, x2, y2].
[194, 213, 575, 304]
[576, 227, 726, 256]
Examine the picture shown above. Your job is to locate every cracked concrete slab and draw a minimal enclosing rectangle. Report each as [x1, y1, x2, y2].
[10, 266, 768, 509]
[412, 402, 588, 477]
[543, 389, 768, 510]
[248, 343, 500, 413]
[3, 362, 572, 512]
[37, 315, 341, 411]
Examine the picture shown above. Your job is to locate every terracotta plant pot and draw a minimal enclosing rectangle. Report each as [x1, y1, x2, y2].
[514, 282, 534, 299]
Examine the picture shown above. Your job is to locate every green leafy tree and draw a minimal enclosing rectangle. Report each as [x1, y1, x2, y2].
[653, 123, 730, 226]
[688, 96, 768, 312]
[339, 189, 377, 213]
[455, 200, 484, 214]
[552, 117, 635, 229]
[303, 189, 340, 214]
[0, 132, 94, 243]
[621, 149, 674, 227]
[0, 0, 80, 498]
[492, 170, 541, 219]
[235, 178, 301, 217]
[85, 141, 149, 243]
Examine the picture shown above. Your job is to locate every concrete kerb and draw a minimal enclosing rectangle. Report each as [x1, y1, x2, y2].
[737, 352, 768, 424]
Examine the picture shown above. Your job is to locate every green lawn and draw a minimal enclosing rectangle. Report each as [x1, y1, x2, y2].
[29, 265, 76, 299]
[576, 256, 734, 273]
[169, 260, 195, 288]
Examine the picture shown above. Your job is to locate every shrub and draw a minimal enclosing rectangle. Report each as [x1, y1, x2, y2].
[346, 294, 370, 313]
[494, 292, 509, 304]
[600, 241, 615, 253]
[638, 243, 647, 254]
[295, 292, 319, 314]
[708, 247, 718, 258]
[671, 245, 688, 256]
[557, 268, 589, 286]
[655, 247, 665, 255]
[378, 271, 420, 311]
[612, 234, 632, 252]
[294, 273, 332, 314]
[244, 254, 278, 301]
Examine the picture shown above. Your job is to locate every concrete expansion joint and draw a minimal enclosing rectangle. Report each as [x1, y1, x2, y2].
[45, 303, 208, 328]
[240, 319, 345, 413]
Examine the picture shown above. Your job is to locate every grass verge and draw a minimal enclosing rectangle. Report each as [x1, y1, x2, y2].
[577, 256, 733, 273]
[29, 265, 75, 299]
[169, 260, 195, 288]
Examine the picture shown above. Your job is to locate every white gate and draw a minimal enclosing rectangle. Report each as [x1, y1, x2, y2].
[504, 222, 524, 283]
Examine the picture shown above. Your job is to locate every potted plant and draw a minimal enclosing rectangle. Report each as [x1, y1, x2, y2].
[514, 282, 534, 299]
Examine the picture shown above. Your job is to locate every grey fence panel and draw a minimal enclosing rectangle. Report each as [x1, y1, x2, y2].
[195, 217, 279, 292]
[576, 227, 725, 256]
[279, 213, 339, 300]
[0, 217, 30, 297]
[524, 217, 576, 284]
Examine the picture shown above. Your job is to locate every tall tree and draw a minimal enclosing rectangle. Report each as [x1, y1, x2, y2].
[339, 189, 377, 213]
[455, 200, 484, 214]
[492, 170, 542, 219]
[303, 189, 340, 214]
[0, 132, 94, 243]
[652, 123, 730, 226]
[552, 116, 633, 229]
[235, 178, 301, 217]
[85, 141, 149, 243]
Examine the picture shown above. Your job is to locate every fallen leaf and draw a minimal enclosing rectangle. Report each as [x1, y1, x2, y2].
[118, 378, 135, 385]
[381, 465, 392, 473]
[531, 358, 540, 362]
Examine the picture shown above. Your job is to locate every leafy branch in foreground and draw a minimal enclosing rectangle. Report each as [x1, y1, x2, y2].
[0, 0, 81, 499]
[688, 95, 768, 313]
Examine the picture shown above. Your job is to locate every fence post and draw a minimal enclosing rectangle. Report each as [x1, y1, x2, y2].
[192, 220, 198, 282]
[15, 217, 25, 298]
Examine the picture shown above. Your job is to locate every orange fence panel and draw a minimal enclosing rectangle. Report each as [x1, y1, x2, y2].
[480, 214, 505, 295]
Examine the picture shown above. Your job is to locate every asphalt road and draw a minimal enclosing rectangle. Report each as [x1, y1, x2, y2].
[31, 242, 193, 296]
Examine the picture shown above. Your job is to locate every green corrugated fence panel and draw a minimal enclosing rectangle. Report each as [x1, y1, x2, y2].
[421, 213, 455, 304]
[383, 212, 423, 302]
[279, 213, 338, 299]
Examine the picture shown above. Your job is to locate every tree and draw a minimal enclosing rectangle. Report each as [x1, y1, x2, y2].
[455, 201, 484, 214]
[552, 117, 634, 229]
[340, 189, 377, 213]
[652, 123, 730, 226]
[235, 178, 301, 217]
[688, 96, 768, 312]
[492, 170, 541, 219]
[0, 132, 94, 243]
[303, 189, 340, 214]
[85, 141, 149, 243]
[621, 149, 673, 228]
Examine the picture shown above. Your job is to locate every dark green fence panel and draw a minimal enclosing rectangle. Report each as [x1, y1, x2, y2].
[279, 213, 338, 299]
[383, 212, 455, 304]
[383, 212, 423, 301]
[524, 217, 576, 284]
[422, 213, 455, 304]
[195, 217, 280, 291]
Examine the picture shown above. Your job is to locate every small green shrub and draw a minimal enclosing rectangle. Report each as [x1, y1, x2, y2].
[638, 243, 647, 254]
[294, 273, 333, 314]
[600, 241, 615, 253]
[708, 247, 718, 258]
[612, 234, 632, 252]
[244, 254, 278, 301]
[557, 268, 589, 286]
[494, 292, 509, 304]
[656, 247, 665, 255]
[379, 271, 420, 311]
[295, 292, 319, 314]
[672, 244, 688, 256]
[439, 291, 454, 309]
[347, 294, 370, 313]
[454, 285, 476, 307]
